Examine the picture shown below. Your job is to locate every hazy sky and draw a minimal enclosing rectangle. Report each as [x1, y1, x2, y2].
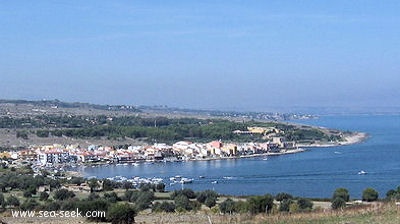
[1, 1, 399, 111]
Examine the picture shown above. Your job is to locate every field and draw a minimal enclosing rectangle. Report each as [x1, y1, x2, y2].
[2, 201, 398, 224]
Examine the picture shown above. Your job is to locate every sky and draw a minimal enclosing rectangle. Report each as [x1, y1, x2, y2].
[1, 1, 399, 112]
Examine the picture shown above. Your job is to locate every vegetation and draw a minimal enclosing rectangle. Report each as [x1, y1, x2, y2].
[0, 113, 343, 144]
[362, 187, 379, 202]
[1, 167, 395, 223]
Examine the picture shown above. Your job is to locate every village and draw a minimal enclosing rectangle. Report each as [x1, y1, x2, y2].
[0, 126, 300, 169]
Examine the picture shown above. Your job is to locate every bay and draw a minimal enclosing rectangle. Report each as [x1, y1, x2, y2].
[82, 114, 400, 199]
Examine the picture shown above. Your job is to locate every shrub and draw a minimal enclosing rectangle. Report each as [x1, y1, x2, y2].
[107, 203, 136, 224]
[362, 188, 379, 202]
[275, 192, 293, 202]
[279, 199, 293, 212]
[332, 188, 350, 202]
[53, 189, 75, 200]
[152, 201, 175, 213]
[219, 198, 236, 214]
[39, 192, 49, 201]
[297, 198, 313, 211]
[6, 195, 20, 207]
[331, 197, 346, 210]
[247, 194, 274, 214]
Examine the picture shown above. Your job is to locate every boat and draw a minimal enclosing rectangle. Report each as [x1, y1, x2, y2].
[262, 157, 268, 160]
[211, 180, 218, 184]
[358, 170, 367, 175]
[180, 178, 193, 184]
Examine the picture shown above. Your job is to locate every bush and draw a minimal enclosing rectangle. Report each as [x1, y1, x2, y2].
[39, 192, 49, 201]
[107, 203, 136, 224]
[53, 189, 75, 200]
[219, 198, 236, 214]
[275, 192, 293, 202]
[362, 188, 379, 202]
[332, 188, 350, 202]
[331, 197, 346, 210]
[247, 194, 274, 214]
[205, 196, 217, 208]
[152, 201, 175, 213]
[6, 195, 20, 207]
[279, 199, 293, 212]
[297, 198, 313, 211]
[20, 199, 39, 211]
[174, 194, 191, 211]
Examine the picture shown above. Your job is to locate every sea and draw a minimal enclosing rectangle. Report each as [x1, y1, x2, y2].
[82, 114, 400, 199]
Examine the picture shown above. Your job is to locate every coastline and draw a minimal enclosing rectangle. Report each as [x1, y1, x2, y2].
[297, 132, 368, 148]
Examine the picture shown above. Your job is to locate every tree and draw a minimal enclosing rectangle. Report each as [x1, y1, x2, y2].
[88, 178, 100, 193]
[247, 194, 274, 214]
[107, 203, 136, 224]
[6, 195, 20, 207]
[297, 198, 313, 211]
[152, 201, 175, 213]
[39, 192, 49, 201]
[275, 192, 293, 202]
[53, 189, 75, 200]
[331, 197, 346, 210]
[219, 198, 236, 214]
[205, 196, 217, 208]
[0, 193, 5, 208]
[279, 199, 293, 212]
[174, 194, 191, 211]
[362, 188, 379, 202]
[332, 188, 350, 202]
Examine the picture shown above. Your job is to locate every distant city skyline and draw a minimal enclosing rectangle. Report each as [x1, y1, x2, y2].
[1, 1, 399, 112]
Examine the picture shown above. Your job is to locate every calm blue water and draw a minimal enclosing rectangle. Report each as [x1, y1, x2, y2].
[83, 114, 400, 199]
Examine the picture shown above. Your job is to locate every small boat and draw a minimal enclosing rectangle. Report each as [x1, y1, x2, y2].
[211, 180, 218, 184]
[262, 157, 268, 160]
[180, 178, 193, 184]
[358, 170, 367, 175]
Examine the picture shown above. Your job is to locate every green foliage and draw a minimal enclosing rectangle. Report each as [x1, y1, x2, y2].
[204, 196, 217, 208]
[20, 199, 39, 211]
[362, 188, 379, 202]
[0, 193, 5, 208]
[6, 195, 20, 207]
[39, 191, 49, 201]
[333, 188, 350, 202]
[123, 190, 154, 211]
[219, 198, 236, 214]
[279, 199, 293, 212]
[69, 177, 85, 186]
[152, 201, 176, 213]
[53, 189, 75, 200]
[107, 203, 136, 224]
[386, 186, 400, 200]
[104, 192, 120, 203]
[16, 130, 29, 139]
[171, 189, 196, 199]
[331, 197, 346, 210]
[297, 198, 313, 211]
[102, 179, 115, 191]
[5, 114, 337, 143]
[88, 178, 100, 193]
[174, 194, 191, 211]
[196, 190, 218, 203]
[247, 194, 274, 214]
[275, 192, 293, 202]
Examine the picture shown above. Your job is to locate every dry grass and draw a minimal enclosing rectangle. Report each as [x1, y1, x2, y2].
[1, 202, 399, 224]
[136, 202, 400, 224]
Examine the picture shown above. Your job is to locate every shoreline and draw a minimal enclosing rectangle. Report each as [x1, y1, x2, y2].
[297, 132, 368, 148]
[64, 131, 368, 179]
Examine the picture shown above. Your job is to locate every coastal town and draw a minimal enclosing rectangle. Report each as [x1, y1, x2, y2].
[1, 132, 299, 170]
